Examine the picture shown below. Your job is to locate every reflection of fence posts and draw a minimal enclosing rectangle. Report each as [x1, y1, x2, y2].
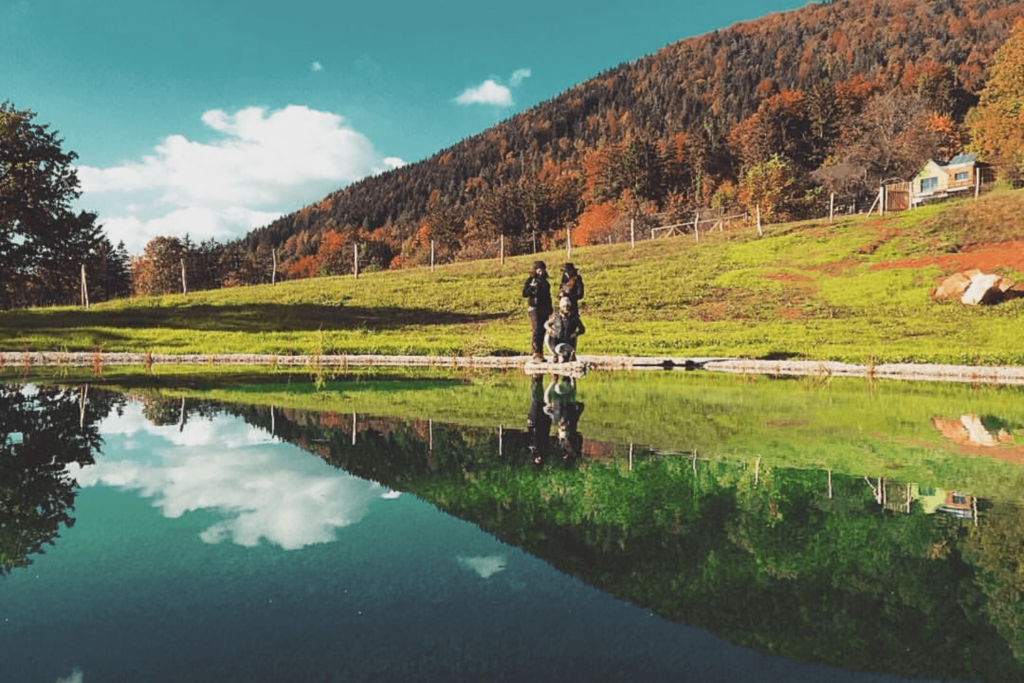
[79, 384, 88, 428]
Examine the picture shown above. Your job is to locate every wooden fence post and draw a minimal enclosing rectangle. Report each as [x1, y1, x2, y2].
[694, 212, 699, 243]
[181, 258, 187, 295]
[975, 171, 981, 199]
[430, 240, 435, 272]
[878, 186, 885, 217]
[80, 264, 89, 309]
[829, 193, 835, 224]
[756, 205, 762, 237]
[566, 228, 572, 261]
[272, 248, 278, 285]
[353, 244, 359, 279]
[500, 235, 505, 266]
[630, 218, 635, 249]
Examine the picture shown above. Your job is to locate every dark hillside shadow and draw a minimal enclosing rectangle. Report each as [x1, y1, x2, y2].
[3, 304, 508, 334]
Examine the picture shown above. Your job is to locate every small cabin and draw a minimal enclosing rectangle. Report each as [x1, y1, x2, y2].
[912, 154, 982, 205]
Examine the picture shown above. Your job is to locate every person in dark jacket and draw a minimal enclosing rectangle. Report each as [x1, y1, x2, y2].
[522, 260, 552, 362]
[559, 262, 584, 315]
[544, 296, 586, 362]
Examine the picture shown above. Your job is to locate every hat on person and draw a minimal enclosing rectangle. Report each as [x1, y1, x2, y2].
[563, 262, 576, 273]
[532, 260, 547, 272]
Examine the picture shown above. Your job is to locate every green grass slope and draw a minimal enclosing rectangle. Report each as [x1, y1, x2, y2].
[5, 190, 1024, 364]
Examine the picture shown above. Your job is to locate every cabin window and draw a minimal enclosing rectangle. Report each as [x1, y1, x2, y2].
[920, 176, 938, 193]
[954, 171, 969, 182]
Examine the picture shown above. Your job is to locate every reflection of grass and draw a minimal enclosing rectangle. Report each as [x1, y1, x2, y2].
[5, 191, 1024, 363]
[28, 365, 1024, 504]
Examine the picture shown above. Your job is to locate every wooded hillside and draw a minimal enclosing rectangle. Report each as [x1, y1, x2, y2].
[144, 0, 1024, 291]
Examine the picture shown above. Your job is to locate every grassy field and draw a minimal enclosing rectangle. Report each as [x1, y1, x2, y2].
[5, 189, 1024, 365]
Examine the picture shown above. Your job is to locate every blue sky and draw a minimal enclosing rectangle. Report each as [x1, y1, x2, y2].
[1, 0, 810, 254]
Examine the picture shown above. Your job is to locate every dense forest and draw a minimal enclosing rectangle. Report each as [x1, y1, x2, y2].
[7, 0, 1024, 304]
[207, 0, 1024, 288]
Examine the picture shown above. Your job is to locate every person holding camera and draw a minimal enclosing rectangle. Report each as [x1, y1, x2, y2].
[522, 260, 552, 362]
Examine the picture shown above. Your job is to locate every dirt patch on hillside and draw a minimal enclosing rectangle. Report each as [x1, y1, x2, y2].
[871, 241, 1024, 274]
[764, 272, 814, 284]
[807, 258, 862, 276]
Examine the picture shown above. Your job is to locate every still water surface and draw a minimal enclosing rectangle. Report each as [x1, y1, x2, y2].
[3, 374, 1023, 682]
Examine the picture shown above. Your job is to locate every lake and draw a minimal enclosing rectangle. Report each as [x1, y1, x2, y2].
[3, 369, 1024, 682]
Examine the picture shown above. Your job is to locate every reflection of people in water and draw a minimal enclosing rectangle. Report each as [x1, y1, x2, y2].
[526, 375, 553, 467]
[544, 375, 585, 467]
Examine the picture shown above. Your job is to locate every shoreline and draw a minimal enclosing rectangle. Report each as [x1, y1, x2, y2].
[4, 351, 1024, 386]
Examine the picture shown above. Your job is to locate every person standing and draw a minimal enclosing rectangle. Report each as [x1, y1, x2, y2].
[522, 260, 552, 362]
[559, 262, 584, 316]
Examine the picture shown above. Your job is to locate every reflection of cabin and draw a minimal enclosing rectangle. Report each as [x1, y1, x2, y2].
[937, 491, 976, 519]
[879, 483, 978, 522]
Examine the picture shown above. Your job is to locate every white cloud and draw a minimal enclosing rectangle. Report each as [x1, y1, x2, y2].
[456, 79, 513, 107]
[77, 105, 404, 254]
[456, 67, 531, 107]
[70, 405, 398, 550]
[311, 61, 324, 72]
[510, 68, 531, 87]
[457, 555, 507, 579]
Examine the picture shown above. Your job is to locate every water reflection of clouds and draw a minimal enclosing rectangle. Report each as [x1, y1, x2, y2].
[54, 668, 83, 683]
[457, 555, 507, 579]
[68, 406, 398, 550]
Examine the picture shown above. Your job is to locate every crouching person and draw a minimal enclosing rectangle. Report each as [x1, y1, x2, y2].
[544, 296, 586, 362]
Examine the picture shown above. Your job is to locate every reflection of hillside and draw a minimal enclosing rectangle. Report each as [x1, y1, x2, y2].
[221, 402, 1023, 681]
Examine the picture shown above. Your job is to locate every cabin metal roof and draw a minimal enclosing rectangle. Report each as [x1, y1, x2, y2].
[947, 153, 977, 166]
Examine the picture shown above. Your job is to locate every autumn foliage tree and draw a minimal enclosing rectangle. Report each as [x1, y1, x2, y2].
[132, 236, 188, 296]
[739, 155, 797, 221]
[967, 19, 1024, 173]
